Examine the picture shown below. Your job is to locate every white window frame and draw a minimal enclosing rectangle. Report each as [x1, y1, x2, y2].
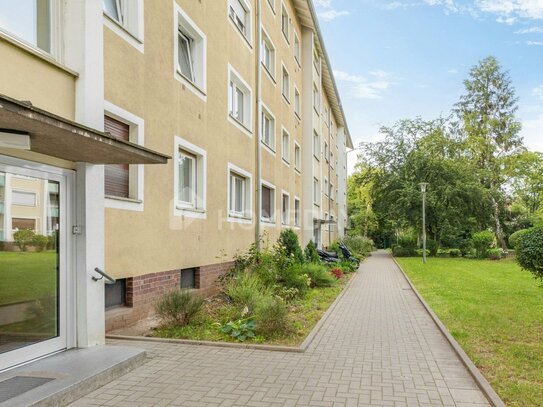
[261, 180, 276, 224]
[281, 3, 290, 44]
[174, 136, 207, 219]
[227, 163, 253, 223]
[313, 131, 321, 160]
[330, 182, 335, 201]
[294, 86, 301, 119]
[103, 0, 144, 52]
[228, 0, 253, 47]
[104, 101, 145, 212]
[324, 178, 329, 197]
[282, 63, 290, 103]
[267, 0, 276, 13]
[228, 64, 253, 135]
[324, 141, 329, 163]
[281, 191, 290, 226]
[294, 141, 301, 173]
[174, 3, 207, 99]
[294, 197, 301, 227]
[324, 212, 329, 231]
[313, 177, 320, 206]
[261, 103, 276, 153]
[281, 127, 290, 164]
[294, 32, 301, 66]
[313, 83, 320, 114]
[261, 27, 276, 82]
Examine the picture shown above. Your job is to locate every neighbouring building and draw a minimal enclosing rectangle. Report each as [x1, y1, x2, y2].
[0, 0, 352, 371]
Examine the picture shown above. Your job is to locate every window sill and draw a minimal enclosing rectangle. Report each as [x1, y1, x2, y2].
[103, 12, 144, 44]
[229, 17, 253, 52]
[261, 142, 276, 156]
[282, 94, 291, 105]
[105, 195, 144, 212]
[174, 205, 207, 219]
[294, 56, 301, 68]
[105, 195, 143, 204]
[314, 107, 320, 116]
[294, 112, 301, 121]
[262, 219, 276, 226]
[228, 114, 253, 137]
[0, 30, 78, 77]
[175, 70, 207, 101]
[282, 158, 290, 166]
[262, 64, 276, 84]
[228, 214, 253, 224]
[295, 168, 301, 175]
[176, 205, 205, 213]
[282, 32, 290, 45]
[314, 155, 320, 162]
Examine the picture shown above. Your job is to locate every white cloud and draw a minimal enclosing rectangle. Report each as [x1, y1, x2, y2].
[447, 68, 459, 74]
[314, 0, 350, 22]
[534, 85, 543, 99]
[521, 112, 543, 152]
[334, 70, 396, 100]
[314, 0, 332, 7]
[476, 0, 543, 22]
[527, 40, 543, 45]
[514, 26, 543, 33]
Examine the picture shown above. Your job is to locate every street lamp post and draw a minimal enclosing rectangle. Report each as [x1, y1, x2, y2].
[419, 183, 428, 264]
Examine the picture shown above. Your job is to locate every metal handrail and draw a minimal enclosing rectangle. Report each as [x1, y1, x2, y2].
[92, 267, 116, 284]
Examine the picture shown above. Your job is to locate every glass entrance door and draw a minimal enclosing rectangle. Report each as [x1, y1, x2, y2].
[0, 162, 69, 371]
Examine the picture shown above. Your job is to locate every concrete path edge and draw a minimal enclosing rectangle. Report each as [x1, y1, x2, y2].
[391, 256, 506, 407]
[107, 268, 361, 354]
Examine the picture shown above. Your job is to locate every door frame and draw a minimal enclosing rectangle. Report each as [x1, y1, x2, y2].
[0, 155, 76, 372]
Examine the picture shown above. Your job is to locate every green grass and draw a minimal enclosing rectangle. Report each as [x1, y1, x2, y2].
[396, 257, 543, 407]
[153, 273, 352, 346]
[0, 251, 57, 305]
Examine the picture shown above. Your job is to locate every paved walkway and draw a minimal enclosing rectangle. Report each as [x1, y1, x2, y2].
[71, 251, 490, 407]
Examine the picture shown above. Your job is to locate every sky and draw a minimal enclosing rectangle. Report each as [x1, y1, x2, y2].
[313, 0, 543, 174]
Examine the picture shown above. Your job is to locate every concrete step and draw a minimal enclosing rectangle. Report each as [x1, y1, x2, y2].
[0, 345, 146, 406]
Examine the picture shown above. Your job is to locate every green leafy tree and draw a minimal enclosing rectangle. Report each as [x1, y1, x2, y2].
[455, 56, 524, 249]
[13, 229, 35, 252]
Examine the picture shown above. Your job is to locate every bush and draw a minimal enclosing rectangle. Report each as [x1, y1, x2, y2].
[304, 240, 320, 263]
[302, 264, 335, 287]
[255, 298, 290, 336]
[155, 289, 204, 327]
[458, 239, 474, 257]
[449, 249, 461, 257]
[13, 228, 35, 252]
[343, 236, 375, 257]
[336, 261, 356, 273]
[509, 229, 529, 250]
[277, 229, 304, 264]
[276, 264, 309, 300]
[426, 239, 438, 257]
[516, 226, 543, 281]
[392, 245, 416, 257]
[32, 235, 49, 252]
[397, 233, 417, 250]
[487, 248, 503, 260]
[225, 273, 269, 314]
[330, 268, 343, 279]
[472, 231, 495, 258]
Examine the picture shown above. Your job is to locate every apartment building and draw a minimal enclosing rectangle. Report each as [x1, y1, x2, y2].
[0, 0, 351, 371]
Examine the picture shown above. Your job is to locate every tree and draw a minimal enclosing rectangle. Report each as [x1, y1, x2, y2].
[455, 56, 524, 249]
[13, 229, 35, 252]
[347, 162, 377, 237]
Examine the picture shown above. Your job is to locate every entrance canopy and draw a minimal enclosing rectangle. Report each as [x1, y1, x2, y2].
[0, 94, 169, 165]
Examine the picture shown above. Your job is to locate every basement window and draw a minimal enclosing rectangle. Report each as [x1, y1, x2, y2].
[181, 268, 197, 289]
[105, 278, 126, 309]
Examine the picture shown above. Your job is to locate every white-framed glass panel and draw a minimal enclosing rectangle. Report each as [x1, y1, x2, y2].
[324, 142, 329, 162]
[230, 81, 245, 123]
[324, 178, 329, 196]
[294, 88, 301, 117]
[281, 193, 289, 225]
[229, 0, 248, 37]
[330, 183, 334, 200]
[294, 143, 301, 171]
[282, 66, 290, 101]
[103, 0, 123, 24]
[261, 31, 275, 77]
[178, 150, 197, 208]
[261, 184, 275, 222]
[313, 131, 320, 159]
[229, 172, 246, 216]
[313, 84, 320, 113]
[0, 0, 52, 53]
[228, 66, 252, 131]
[294, 32, 301, 63]
[294, 198, 300, 227]
[282, 130, 290, 162]
[314, 46, 320, 73]
[261, 107, 275, 149]
[177, 30, 194, 82]
[313, 178, 319, 204]
[281, 4, 289, 42]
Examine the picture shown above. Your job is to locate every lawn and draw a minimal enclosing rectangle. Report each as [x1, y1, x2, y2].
[396, 257, 543, 407]
[153, 273, 352, 347]
[0, 251, 57, 305]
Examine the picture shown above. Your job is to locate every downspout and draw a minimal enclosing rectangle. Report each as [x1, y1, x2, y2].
[255, 0, 262, 251]
[327, 106, 332, 246]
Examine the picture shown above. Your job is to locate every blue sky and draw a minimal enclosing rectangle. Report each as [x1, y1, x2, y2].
[314, 0, 543, 173]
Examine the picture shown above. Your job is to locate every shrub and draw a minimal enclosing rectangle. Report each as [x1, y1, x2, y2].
[255, 298, 290, 336]
[13, 229, 35, 252]
[392, 245, 416, 257]
[154, 289, 204, 327]
[516, 226, 543, 281]
[472, 231, 495, 258]
[276, 264, 309, 300]
[487, 248, 503, 260]
[509, 229, 529, 250]
[330, 268, 343, 279]
[343, 236, 375, 257]
[302, 264, 335, 287]
[32, 235, 49, 252]
[304, 240, 320, 263]
[449, 249, 461, 257]
[426, 239, 438, 257]
[397, 233, 417, 250]
[225, 273, 269, 314]
[458, 239, 474, 257]
[337, 261, 356, 273]
[277, 229, 304, 264]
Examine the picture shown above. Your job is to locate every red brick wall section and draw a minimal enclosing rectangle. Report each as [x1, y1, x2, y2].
[105, 261, 234, 332]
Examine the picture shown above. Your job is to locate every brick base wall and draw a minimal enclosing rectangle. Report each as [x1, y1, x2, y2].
[105, 261, 234, 332]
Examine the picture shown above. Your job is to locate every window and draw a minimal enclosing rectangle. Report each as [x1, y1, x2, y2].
[261, 29, 275, 78]
[324, 178, 329, 197]
[229, 66, 252, 130]
[294, 32, 301, 64]
[105, 278, 126, 309]
[313, 178, 319, 205]
[281, 193, 290, 225]
[330, 215, 335, 232]
[282, 66, 290, 101]
[330, 183, 335, 200]
[12, 191, 37, 207]
[178, 150, 197, 208]
[267, 0, 275, 12]
[281, 4, 289, 42]
[174, 137, 207, 216]
[175, 5, 206, 93]
[294, 198, 300, 227]
[282, 129, 290, 163]
[313, 84, 320, 113]
[12, 218, 36, 233]
[261, 105, 275, 150]
[294, 87, 301, 118]
[324, 107, 329, 126]
[324, 212, 329, 231]
[324, 142, 329, 162]
[181, 268, 197, 289]
[0, 0, 54, 53]
[294, 143, 301, 172]
[104, 115, 130, 199]
[261, 183, 275, 222]
[228, 164, 252, 219]
[313, 131, 320, 159]
[229, 0, 251, 40]
[314, 47, 320, 73]
[331, 151, 334, 168]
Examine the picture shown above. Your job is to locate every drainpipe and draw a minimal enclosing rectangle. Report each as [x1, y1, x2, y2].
[327, 106, 332, 246]
[255, 0, 262, 251]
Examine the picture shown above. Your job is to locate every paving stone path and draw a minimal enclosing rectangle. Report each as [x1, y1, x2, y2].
[71, 251, 490, 406]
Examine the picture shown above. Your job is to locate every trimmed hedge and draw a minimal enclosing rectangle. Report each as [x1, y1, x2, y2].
[516, 226, 543, 281]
